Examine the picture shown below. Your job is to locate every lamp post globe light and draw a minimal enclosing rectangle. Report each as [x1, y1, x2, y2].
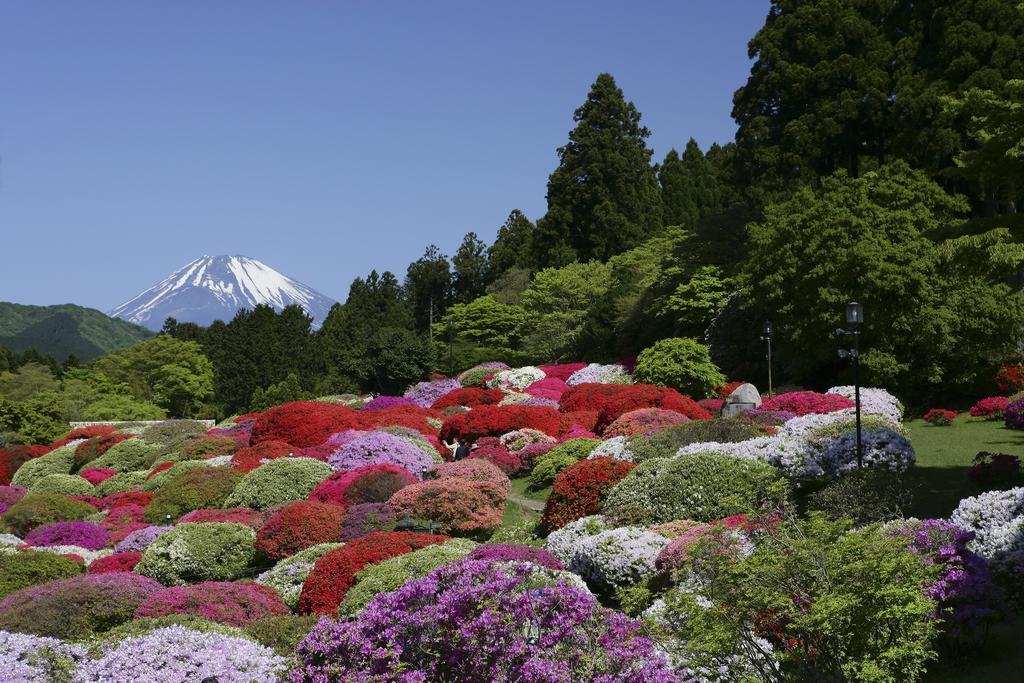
[837, 302, 864, 468]
[761, 320, 774, 398]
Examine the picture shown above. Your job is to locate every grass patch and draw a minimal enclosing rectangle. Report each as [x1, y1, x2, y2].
[511, 476, 551, 502]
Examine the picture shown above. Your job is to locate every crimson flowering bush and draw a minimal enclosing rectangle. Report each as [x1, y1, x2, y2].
[298, 531, 448, 614]
[699, 398, 725, 413]
[229, 439, 293, 473]
[968, 452, 1021, 485]
[538, 362, 588, 381]
[560, 383, 711, 430]
[79, 467, 117, 485]
[250, 401, 365, 447]
[525, 376, 571, 401]
[440, 405, 563, 442]
[361, 395, 416, 411]
[52, 425, 115, 448]
[179, 507, 273, 528]
[560, 409, 601, 432]
[88, 551, 142, 574]
[431, 387, 505, 409]
[715, 381, 746, 398]
[25, 521, 109, 550]
[101, 503, 145, 533]
[362, 406, 440, 438]
[969, 396, 1010, 419]
[256, 500, 347, 561]
[923, 408, 958, 426]
[309, 463, 417, 509]
[603, 408, 691, 438]
[996, 364, 1024, 392]
[755, 391, 854, 416]
[466, 543, 564, 570]
[100, 491, 154, 510]
[388, 478, 506, 536]
[291, 559, 683, 682]
[0, 445, 49, 485]
[432, 458, 512, 493]
[467, 445, 524, 476]
[146, 461, 175, 479]
[338, 503, 398, 541]
[542, 457, 637, 532]
[136, 580, 288, 627]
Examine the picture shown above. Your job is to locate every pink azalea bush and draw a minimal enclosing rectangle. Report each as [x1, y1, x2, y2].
[25, 521, 109, 551]
[135, 580, 288, 627]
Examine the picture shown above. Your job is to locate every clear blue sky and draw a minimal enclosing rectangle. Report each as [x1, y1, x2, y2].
[0, 1, 769, 310]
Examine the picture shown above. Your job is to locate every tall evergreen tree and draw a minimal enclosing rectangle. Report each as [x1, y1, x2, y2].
[659, 139, 723, 227]
[487, 210, 535, 278]
[533, 73, 663, 266]
[452, 232, 490, 303]
[404, 245, 453, 331]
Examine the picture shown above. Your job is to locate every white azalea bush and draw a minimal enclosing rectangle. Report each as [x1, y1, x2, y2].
[566, 363, 631, 386]
[256, 542, 343, 610]
[951, 487, 1024, 567]
[487, 366, 546, 391]
[568, 526, 668, 593]
[544, 514, 614, 566]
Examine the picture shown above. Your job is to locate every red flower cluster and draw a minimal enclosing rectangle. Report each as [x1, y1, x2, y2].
[996, 364, 1024, 392]
[439, 405, 563, 442]
[250, 401, 364, 448]
[178, 507, 272, 528]
[309, 464, 417, 508]
[299, 531, 447, 614]
[541, 457, 636, 532]
[698, 398, 725, 414]
[757, 391, 854, 416]
[537, 363, 587, 381]
[79, 468, 117, 485]
[923, 408, 957, 426]
[431, 387, 504, 410]
[88, 552, 142, 574]
[969, 397, 1010, 419]
[256, 500, 347, 561]
[0, 445, 49, 485]
[51, 425, 115, 448]
[230, 440, 294, 473]
[560, 383, 711, 430]
[101, 504, 146, 534]
[602, 408, 690, 438]
[525, 377, 570, 401]
[74, 433, 133, 468]
[101, 492, 154, 510]
[146, 462, 176, 479]
[136, 581, 288, 627]
[468, 446, 523, 476]
[559, 410, 600, 432]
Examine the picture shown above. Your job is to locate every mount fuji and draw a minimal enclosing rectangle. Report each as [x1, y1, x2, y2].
[108, 255, 337, 331]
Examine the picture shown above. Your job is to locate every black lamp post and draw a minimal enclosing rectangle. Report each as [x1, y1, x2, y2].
[836, 302, 864, 468]
[761, 320, 774, 397]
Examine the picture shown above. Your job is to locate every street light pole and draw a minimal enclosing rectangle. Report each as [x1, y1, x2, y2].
[761, 321, 774, 398]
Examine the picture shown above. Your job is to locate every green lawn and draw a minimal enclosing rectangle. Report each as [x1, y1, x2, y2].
[500, 476, 549, 528]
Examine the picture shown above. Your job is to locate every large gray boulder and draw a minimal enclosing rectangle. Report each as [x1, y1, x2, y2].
[721, 383, 762, 417]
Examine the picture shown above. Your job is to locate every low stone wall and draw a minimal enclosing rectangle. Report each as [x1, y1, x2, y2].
[68, 419, 216, 428]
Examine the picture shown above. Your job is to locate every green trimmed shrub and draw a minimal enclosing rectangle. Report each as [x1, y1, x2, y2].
[30, 474, 95, 496]
[339, 539, 476, 617]
[141, 460, 216, 492]
[457, 366, 494, 387]
[529, 438, 598, 489]
[94, 470, 149, 496]
[223, 458, 333, 510]
[0, 494, 97, 536]
[139, 420, 209, 447]
[144, 467, 243, 523]
[603, 453, 789, 525]
[804, 469, 911, 525]
[244, 614, 319, 656]
[90, 439, 163, 472]
[627, 419, 764, 463]
[134, 522, 256, 586]
[0, 549, 83, 598]
[255, 543, 343, 610]
[176, 435, 242, 461]
[10, 444, 76, 489]
[633, 338, 726, 397]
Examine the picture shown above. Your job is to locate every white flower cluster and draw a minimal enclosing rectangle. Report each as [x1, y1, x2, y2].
[544, 514, 614, 566]
[567, 526, 668, 592]
[675, 436, 781, 463]
[566, 363, 631, 386]
[0, 534, 22, 546]
[950, 487, 1024, 567]
[28, 544, 113, 566]
[587, 436, 634, 461]
[827, 386, 904, 423]
[487, 366, 546, 391]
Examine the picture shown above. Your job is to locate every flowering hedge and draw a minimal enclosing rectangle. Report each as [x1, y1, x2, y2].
[326, 430, 435, 476]
[144, 466, 243, 522]
[655, 521, 713, 573]
[529, 438, 599, 489]
[73, 433, 133, 470]
[467, 444, 525, 475]
[135, 522, 256, 586]
[387, 478, 505, 535]
[0, 493, 96, 536]
[79, 467, 117, 485]
[755, 391, 854, 416]
[432, 458, 511, 493]
[135, 581, 288, 627]
[466, 543, 564, 570]
[292, 559, 681, 682]
[432, 386, 504, 409]
[54, 424, 115, 446]
[338, 503, 398, 540]
[487, 366, 546, 391]
[89, 439, 163, 472]
[178, 507, 272, 528]
[255, 500, 346, 561]
[256, 542, 343, 610]
[88, 551, 142, 574]
[230, 440, 293, 473]
[249, 401, 364, 447]
[361, 395, 416, 411]
[970, 397, 1010, 419]
[996, 364, 1024, 392]
[25, 521, 108, 551]
[568, 526, 669, 593]
[545, 515, 614, 566]
[560, 383, 711, 429]
[223, 457, 333, 510]
[0, 445, 49, 485]
[923, 409, 957, 426]
[113, 525, 173, 553]
[440, 405, 564, 442]
[298, 531, 448, 614]
[1004, 398, 1024, 430]
[827, 386, 904, 423]
[0, 630, 86, 681]
[0, 550, 83, 599]
[566, 362, 631, 386]
[603, 408, 691, 438]
[29, 473, 94, 497]
[309, 463, 416, 508]
[542, 457, 636, 532]
[404, 378, 462, 408]
[950, 487, 1024, 567]
[10, 444, 75, 490]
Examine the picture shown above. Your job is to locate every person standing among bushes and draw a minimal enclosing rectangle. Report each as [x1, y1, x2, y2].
[443, 437, 472, 461]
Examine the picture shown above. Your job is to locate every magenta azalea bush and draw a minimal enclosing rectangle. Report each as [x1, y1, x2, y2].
[290, 558, 685, 682]
[24, 521, 109, 551]
[361, 395, 416, 411]
[135, 580, 289, 627]
[466, 543, 564, 570]
[327, 430, 435, 474]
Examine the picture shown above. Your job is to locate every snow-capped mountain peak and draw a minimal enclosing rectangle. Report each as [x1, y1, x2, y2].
[108, 255, 337, 331]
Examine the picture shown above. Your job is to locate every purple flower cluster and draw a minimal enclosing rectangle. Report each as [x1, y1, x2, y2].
[467, 543, 565, 570]
[290, 558, 686, 682]
[361, 395, 417, 411]
[894, 518, 1002, 640]
[338, 503, 398, 541]
[0, 485, 26, 507]
[24, 521, 109, 551]
[327, 430, 434, 474]
[1004, 398, 1024, 430]
[0, 630, 86, 682]
[113, 525, 173, 553]
[403, 378, 462, 408]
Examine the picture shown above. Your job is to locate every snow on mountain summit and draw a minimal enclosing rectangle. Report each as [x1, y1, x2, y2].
[108, 255, 337, 331]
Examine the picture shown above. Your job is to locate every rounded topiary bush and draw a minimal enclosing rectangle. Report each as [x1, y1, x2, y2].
[0, 549, 83, 598]
[432, 458, 512, 493]
[256, 543, 344, 610]
[28, 473, 95, 496]
[90, 439, 163, 472]
[602, 408, 690, 438]
[135, 522, 256, 586]
[0, 572, 163, 639]
[627, 418, 765, 463]
[603, 453, 789, 525]
[94, 470, 149, 496]
[141, 460, 217, 492]
[387, 478, 505, 536]
[135, 581, 288, 627]
[529, 438, 599, 489]
[465, 542, 564, 569]
[88, 551, 142, 574]
[10, 444, 76, 489]
[144, 466, 243, 523]
[244, 614, 320, 657]
[327, 430, 436, 476]
[542, 457, 636, 532]
[338, 503, 398, 540]
[0, 493, 97, 536]
[24, 521, 109, 550]
[223, 457, 333, 510]
[308, 464, 416, 508]
[632, 337, 726, 397]
[255, 500, 347, 561]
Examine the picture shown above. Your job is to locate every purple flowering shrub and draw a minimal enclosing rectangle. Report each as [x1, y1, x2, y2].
[113, 525, 173, 553]
[327, 430, 435, 474]
[361, 395, 416, 411]
[290, 558, 686, 682]
[0, 484, 26, 507]
[24, 521, 109, 551]
[0, 631, 86, 682]
[404, 378, 462, 408]
[338, 503, 398, 541]
[466, 543, 565, 570]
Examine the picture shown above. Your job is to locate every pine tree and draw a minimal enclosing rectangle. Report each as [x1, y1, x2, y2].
[405, 245, 453, 331]
[452, 232, 490, 303]
[487, 210, 535, 277]
[533, 73, 663, 266]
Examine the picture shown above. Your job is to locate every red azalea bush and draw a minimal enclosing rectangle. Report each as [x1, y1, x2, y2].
[467, 445, 524, 476]
[309, 464, 417, 508]
[756, 391, 854, 417]
[79, 468, 117, 485]
[432, 387, 504, 410]
[101, 504, 146, 534]
[560, 383, 711, 430]
[537, 363, 587, 381]
[0, 445, 50, 485]
[923, 408, 958, 426]
[432, 459, 511, 493]
[698, 398, 725, 414]
[968, 451, 1021, 484]
[559, 410, 600, 432]
[524, 377, 570, 401]
[74, 433, 134, 470]
[250, 401, 365, 448]
[559, 425, 600, 441]
[602, 408, 691, 438]
[135, 581, 288, 627]
[230, 440, 294, 473]
[51, 425, 116, 448]
[362, 406, 440, 438]
[178, 507, 272, 528]
[715, 381, 746, 398]
[101, 492, 154, 510]
[439, 405, 563, 442]
[256, 500, 347, 561]
[88, 552, 142, 574]
[387, 478, 505, 536]
[996, 364, 1024, 393]
[542, 457, 636, 532]
[299, 531, 448, 614]
[969, 397, 1010, 419]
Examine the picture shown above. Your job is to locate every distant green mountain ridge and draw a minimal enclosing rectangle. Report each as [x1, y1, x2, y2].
[0, 302, 154, 362]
